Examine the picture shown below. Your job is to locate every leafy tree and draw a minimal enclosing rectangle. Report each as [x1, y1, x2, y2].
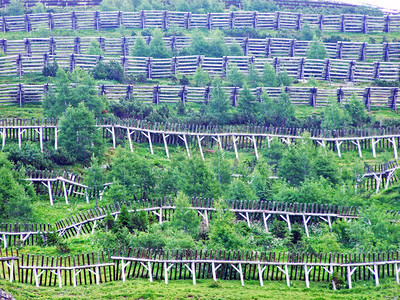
[0, 154, 33, 221]
[236, 84, 258, 123]
[131, 36, 150, 57]
[108, 147, 156, 199]
[300, 22, 314, 41]
[116, 205, 131, 229]
[86, 40, 104, 56]
[321, 97, 351, 130]
[209, 199, 245, 249]
[226, 64, 244, 87]
[170, 192, 201, 237]
[226, 178, 256, 201]
[149, 29, 172, 58]
[92, 60, 125, 82]
[173, 155, 220, 198]
[262, 63, 278, 87]
[344, 94, 371, 127]
[307, 40, 327, 59]
[257, 92, 295, 127]
[7, 142, 53, 170]
[58, 103, 105, 163]
[247, 63, 260, 88]
[229, 42, 243, 56]
[277, 70, 293, 86]
[211, 151, 232, 185]
[103, 182, 128, 203]
[4, 0, 24, 16]
[43, 68, 106, 118]
[207, 31, 228, 57]
[85, 156, 105, 206]
[207, 78, 232, 124]
[193, 67, 211, 87]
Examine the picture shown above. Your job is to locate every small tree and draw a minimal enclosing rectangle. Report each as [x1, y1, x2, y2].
[86, 40, 104, 56]
[236, 84, 258, 123]
[277, 69, 293, 86]
[322, 97, 351, 130]
[149, 29, 172, 58]
[226, 64, 244, 87]
[85, 155, 105, 207]
[193, 67, 211, 87]
[257, 92, 295, 127]
[263, 63, 278, 87]
[207, 78, 232, 124]
[247, 63, 260, 88]
[58, 103, 105, 163]
[307, 40, 327, 60]
[131, 36, 150, 57]
[170, 192, 201, 237]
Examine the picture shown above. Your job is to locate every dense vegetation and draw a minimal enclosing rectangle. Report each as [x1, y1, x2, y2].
[0, 0, 400, 297]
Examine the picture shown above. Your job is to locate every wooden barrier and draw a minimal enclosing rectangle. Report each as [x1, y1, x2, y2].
[2, 118, 400, 161]
[1, 83, 399, 111]
[1, 247, 400, 289]
[0, 11, 399, 34]
[0, 223, 52, 249]
[3, 54, 400, 83]
[2, 36, 400, 62]
[359, 160, 399, 192]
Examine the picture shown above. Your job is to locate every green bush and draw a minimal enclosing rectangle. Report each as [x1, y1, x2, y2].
[42, 61, 59, 77]
[91, 60, 124, 82]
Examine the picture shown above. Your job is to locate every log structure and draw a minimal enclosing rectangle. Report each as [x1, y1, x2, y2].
[1, 84, 399, 111]
[2, 54, 400, 83]
[358, 160, 400, 193]
[2, 118, 400, 161]
[1, 36, 400, 61]
[1, 247, 400, 290]
[0, 11, 399, 33]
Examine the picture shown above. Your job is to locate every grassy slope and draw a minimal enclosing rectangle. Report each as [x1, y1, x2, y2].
[2, 277, 400, 299]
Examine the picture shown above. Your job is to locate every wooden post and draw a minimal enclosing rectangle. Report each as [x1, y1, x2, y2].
[232, 135, 239, 160]
[347, 266, 357, 289]
[162, 133, 170, 158]
[142, 131, 154, 155]
[335, 140, 343, 157]
[280, 214, 291, 231]
[17, 83, 23, 108]
[347, 60, 355, 83]
[178, 134, 190, 158]
[94, 11, 100, 31]
[274, 11, 280, 30]
[364, 87, 371, 111]
[302, 215, 311, 238]
[385, 14, 390, 33]
[257, 264, 266, 286]
[395, 263, 400, 284]
[211, 262, 221, 281]
[323, 59, 331, 83]
[48, 13, 54, 31]
[54, 128, 59, 150]
[185, 12, 191, 30]
[231, 263, 244, 286]
[62, 180, 69, 205]
[262, 213, 271, 232]
[362, 15, 368, 34]
[126, 128, 134, 152]
[351, 139, 362, 157]
[16, 54, 23, 78]
[310, 87, 317, 107]
[304, 265, 313, 288]
[162, 10, 168, 29]
[389, 137, 398, 160]
[390, 88, 398, 113]
[371, 138, 380, 158]
[146, 57, 152, 79]
[1, 16, 7, 33]
[360, 42, 367, 61]
[184, 262, 196, 285]
[383, 43, 389, 62]
[71, 11, 77, 31]
[276, 265, 290, 287]
[69, 54, 76, 71]
[0, 129, 6, 150]
[24, 14, 30, 33]
[197, 135, 205, 161]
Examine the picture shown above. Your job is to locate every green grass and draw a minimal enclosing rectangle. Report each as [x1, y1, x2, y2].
[1, 276, 400, 299]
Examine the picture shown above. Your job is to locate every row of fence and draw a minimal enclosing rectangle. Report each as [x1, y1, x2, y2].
[4, 54, 400, 84]
[2, 118, 400, 161]
[1, 83, 399, 111]
[1, 248, 400, 289]
[1, 10, 399, 33]
[4, 36, 400, 62]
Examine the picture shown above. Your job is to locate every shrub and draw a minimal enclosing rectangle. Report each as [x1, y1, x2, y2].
[86, 40, 104, 56]
[42, 61, 59, 77]
[92, 60, 124, 82]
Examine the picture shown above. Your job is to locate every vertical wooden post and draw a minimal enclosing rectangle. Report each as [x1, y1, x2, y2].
[54, 128, 58, 150]
[17, 83, 23, 108]
[362, 15, 368, 34]
[274, 11, 280, 30]
[385, 14, 390, 33]
[16, 54, 23, 78]
[94, 11, 100, 31]
[146, 57, 152, 79]
[24, 14, 30, 33]
[162, 133, 170, 158]
[323, 59, 331, 83]
[71, 11, 77, 32]
[48, 13, 54, 31]
[140, 10, 145, 29]
[2, 16, 7, 33]
[62, 180, 69, 205]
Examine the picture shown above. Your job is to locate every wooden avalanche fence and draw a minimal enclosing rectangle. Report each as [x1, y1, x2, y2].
[3, 36, 400, 62]
[360, 160, 400, 192]
[0, 223, 52, 249]
[4, 54, 400, 84]
[2, 83, 400, 111]
[2, 118, 400, 161]
[1, 10, 400, 34]
[1, 247, 400, 289]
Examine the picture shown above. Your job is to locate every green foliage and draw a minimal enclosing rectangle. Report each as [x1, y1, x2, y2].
[91, 60, 125, 82]
[228, 42, 243, 56]
[300, 23, 314, 41]
[108, 147, 156, 199]
[131, 36, 150, 57]
[207, 78, 232, 125]
[192, 67, 211, 87]
[344, 94, 372, 127]
[226, 64, 244, 87]
[247, 64, 260, 88]
[236, 84, 258, 123]
[58, 103, 105, 163]
[271, 220, 288, 239]
[0, 153, 33, 222]
[149, 29, 172, 58]
[262, 63, 278, 87]
[209, 199, 245, 249]
[43, 68, 106, 118]
[321, 97, 351, 130]
[85, 156, 106, 206]
[42, 61, 59, 78]
[86, 40, 104, 56]
[257, 92, 295, 127]
[103, 182, 128, 204]
[7, 142, 53, 170]
[170, 192, 201, 237]
[173, 155, 220, 198]
[307, 40, 327, 60]
[4, 0, 24, 16]
[277, 70, 293, 87]
[211, 151, 232, 185]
